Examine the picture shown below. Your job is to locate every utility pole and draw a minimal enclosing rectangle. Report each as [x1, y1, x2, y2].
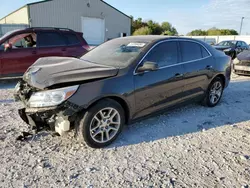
[239, 17, 245, 35]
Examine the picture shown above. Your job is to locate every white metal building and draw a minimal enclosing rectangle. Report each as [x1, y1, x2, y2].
[0, 0, 131, 45]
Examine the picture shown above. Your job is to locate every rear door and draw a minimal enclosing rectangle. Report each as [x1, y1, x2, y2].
[62, 32, 87, 58]
[180, 40, 214, 101]
[134, 41, 186, 119]
[36, 31, 67, 58]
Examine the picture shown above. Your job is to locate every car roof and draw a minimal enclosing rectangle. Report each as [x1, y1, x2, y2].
[220, 40, 242, 42]
[114, 35, 205, 44]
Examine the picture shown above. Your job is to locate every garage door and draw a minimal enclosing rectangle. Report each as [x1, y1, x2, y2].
[81, 17, 105, 45]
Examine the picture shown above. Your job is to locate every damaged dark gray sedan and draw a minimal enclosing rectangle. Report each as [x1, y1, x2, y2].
[15, 36, 232, 148]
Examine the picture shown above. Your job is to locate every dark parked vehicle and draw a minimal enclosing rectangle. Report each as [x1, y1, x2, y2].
[214, 40, 249, 59]
[0, 27, 89, 77]
[15, 36, 232, 148]
[233, 50, 250, 75]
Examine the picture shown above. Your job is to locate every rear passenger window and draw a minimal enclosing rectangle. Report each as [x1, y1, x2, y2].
[201, 46, 210, 58]
[64, 33, 80, 45]
[38, 32, 66, 47]
[180, 41, 203, 62]
[144, 41, 178, 67]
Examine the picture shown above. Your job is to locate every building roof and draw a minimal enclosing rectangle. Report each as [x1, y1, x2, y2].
[0, 0, 131, 22]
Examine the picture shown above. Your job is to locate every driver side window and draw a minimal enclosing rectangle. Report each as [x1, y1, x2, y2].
[7, 33, 37, 49]
[144, 41, 178, 68]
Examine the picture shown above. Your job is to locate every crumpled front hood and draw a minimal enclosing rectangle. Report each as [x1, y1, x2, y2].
[237, 50, 250, 61]
[23, 57, 119, 90]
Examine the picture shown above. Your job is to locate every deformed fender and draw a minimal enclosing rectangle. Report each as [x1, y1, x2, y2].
[80, 94, 133, 121]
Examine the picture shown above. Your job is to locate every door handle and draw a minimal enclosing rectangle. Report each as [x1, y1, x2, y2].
[175, 73, 183, 78]
[62, 48, 66, 52]
[206, 65, 213, 70]
[31, 51, 36, 55]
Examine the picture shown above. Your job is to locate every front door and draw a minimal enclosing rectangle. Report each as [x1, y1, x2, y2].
[0, 32, 38, 77]
[133, 41, 186, 119]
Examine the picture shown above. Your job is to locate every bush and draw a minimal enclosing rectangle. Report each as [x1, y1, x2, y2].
[133, 26, 152, 35]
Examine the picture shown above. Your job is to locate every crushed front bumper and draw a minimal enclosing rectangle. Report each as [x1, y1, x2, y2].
[15, 80, 83, 134]
[18, 101, 82, 133]
[233, 65, 250, 76]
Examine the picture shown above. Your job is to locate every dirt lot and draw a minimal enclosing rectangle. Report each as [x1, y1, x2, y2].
[0, 74, 250, 188]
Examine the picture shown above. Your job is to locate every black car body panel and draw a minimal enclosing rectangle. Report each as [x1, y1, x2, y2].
[15, 36, 232, 135]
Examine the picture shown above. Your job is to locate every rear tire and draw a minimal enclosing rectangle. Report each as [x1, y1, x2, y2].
[76, 99, 125, 148]
[202, 77, 224, 107]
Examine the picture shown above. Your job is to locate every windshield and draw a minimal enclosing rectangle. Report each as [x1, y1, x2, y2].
[217, 41, 236, 47]
[80, 39, 148, 68]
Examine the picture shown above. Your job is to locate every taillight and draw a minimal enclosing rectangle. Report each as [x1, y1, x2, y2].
[82, 45, 90, 51]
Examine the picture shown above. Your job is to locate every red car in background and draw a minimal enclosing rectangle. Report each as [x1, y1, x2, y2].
[0, 27, 89, 77]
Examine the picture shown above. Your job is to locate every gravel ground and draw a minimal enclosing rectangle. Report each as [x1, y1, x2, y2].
[0, 74, 250, 188]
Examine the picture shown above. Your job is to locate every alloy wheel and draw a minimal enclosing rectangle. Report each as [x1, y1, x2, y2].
[89, 107, 121, 143]
[209, 81, 223, 105]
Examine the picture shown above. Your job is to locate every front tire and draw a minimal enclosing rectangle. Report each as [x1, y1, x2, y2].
[202, 77, 224, 107]
[76, 99, 125, 148]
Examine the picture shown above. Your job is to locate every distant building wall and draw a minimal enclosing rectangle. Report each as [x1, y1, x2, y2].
[0, 6, 29, 24]
[0, 24, 29, 37]
[29, 0, 131, 41]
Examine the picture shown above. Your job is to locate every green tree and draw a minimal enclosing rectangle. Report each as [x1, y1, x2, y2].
[133, 26, 152, 35]
[187, 29, 207, 36]
[207, 28, 221, 35]
[131, 17, 147, 33]
[187, 28, 239, 36]
[147, 20, 163, 35]
[161, 22, 178, 36]
[131, 17, 178, 36]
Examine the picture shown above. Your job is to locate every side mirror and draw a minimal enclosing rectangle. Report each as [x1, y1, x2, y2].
[4, 43, 12, 51]
[137, 61, 158, 73]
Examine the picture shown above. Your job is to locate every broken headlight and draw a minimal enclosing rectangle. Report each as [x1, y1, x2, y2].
[28, 85, 79, 108]
[233, 58, 240, 64]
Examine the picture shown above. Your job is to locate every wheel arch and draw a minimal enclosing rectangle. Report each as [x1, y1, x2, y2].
[211, 74, 226, 88]
[83, 95, 131, 124]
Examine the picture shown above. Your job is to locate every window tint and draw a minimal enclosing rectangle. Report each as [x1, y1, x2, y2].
[180, 41, 203, 62]
[237, 41, 242, 47]
[64, 33, 80, 45]
[201, 46, 210, 58]
[144, 41, 178, 67]
[38, 32, 66, 47]
[242, 41, 248, 47]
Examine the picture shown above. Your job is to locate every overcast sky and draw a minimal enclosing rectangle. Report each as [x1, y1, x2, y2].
[0, 0, 249, 35]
